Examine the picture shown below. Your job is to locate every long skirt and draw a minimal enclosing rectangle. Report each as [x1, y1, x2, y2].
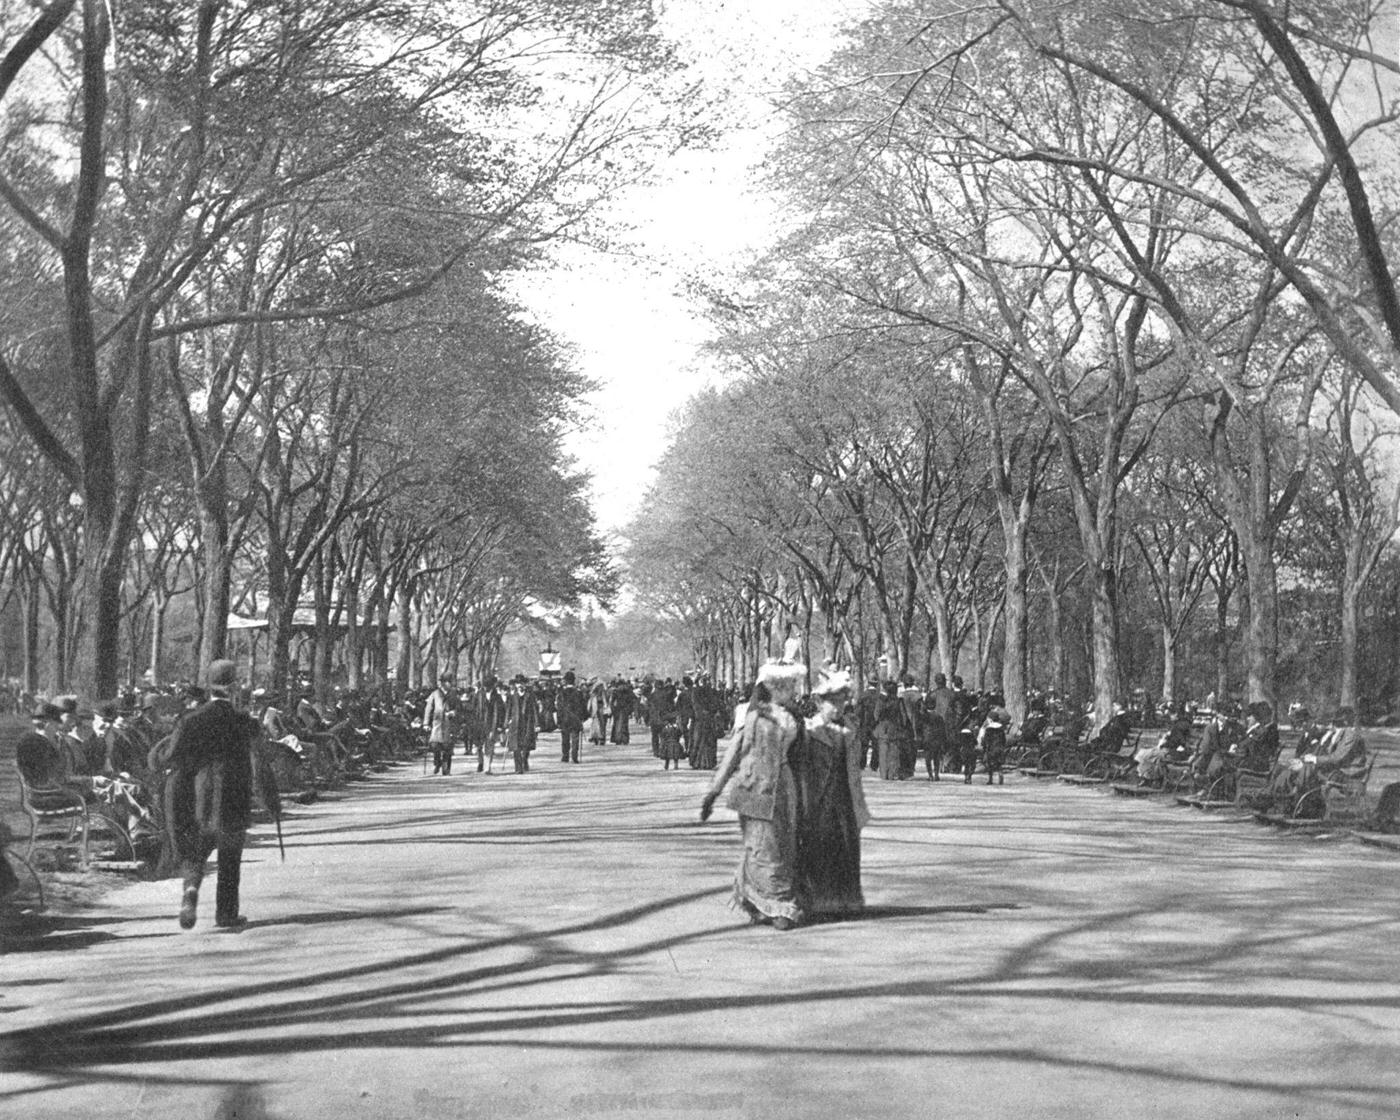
[877, 733, 906, 780]
[733, 814, 804, 924]
[796, 755, 864, 916]
[688, 721, 719, 769]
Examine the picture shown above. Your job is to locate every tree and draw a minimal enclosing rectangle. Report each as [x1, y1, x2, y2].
[0, 0, 693, 698]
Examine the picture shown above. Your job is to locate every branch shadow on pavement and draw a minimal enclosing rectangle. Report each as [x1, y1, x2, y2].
[4, 882, 1398, 1117]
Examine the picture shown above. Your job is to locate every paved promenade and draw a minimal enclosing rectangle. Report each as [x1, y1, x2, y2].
[4, 735, 1399, 1120]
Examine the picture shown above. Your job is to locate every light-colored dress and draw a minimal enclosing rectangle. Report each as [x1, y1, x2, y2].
[709, 701, 804, 925]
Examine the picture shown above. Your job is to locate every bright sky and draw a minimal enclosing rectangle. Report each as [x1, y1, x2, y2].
[514, 0, 865, 538]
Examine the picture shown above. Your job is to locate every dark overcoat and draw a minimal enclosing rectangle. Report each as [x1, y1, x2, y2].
[164, 697, 258, 861]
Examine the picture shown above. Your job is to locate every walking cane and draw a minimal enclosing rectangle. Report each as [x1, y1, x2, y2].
[274, 809, 286, 864]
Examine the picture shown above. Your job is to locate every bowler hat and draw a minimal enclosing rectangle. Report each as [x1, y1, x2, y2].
[208, 660, 238, 689]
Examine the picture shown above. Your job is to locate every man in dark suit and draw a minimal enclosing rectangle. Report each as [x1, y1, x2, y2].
[476, 676, 509, 773]
[506, 675, 539, 772]
[648, 678, 677, 757]
[166, 659, 262, 932]
[555, 670, 588, 763]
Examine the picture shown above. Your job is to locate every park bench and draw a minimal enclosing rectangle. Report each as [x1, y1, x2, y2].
[16, 768, 134, 869]
[1255, 756, 1376, 829]
[1, 821, 45, 911]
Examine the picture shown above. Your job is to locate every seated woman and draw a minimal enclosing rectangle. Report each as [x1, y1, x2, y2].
[1134, 710, 1195, 784]
[1094, 703, 1133, 754]
[872, 681, 913, 781]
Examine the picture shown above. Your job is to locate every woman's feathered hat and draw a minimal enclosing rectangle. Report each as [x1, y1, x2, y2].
[756, 659, 806, 690]
[812, 668, 852, 697]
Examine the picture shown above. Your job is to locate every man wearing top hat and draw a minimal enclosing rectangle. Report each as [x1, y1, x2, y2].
[506, 675, 539, 773]
[165, 659, 261, 931]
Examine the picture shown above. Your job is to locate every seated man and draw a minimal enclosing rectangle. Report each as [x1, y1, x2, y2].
[19, 703, 152, 838]
[1313, 709, 1369, 779]
[1255, 706, 1324, 806]
[1189, 704, 1244, 786]
[1289, 706, 1327, 758]
[17, 704, 69, 789]
[1257, 707, 1368, 814]
[1232, 701, 1281, 772]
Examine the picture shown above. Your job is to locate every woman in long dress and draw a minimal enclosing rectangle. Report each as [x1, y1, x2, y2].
[701, 662, 806, 930]
[872, 682, 910, 780]
[587, 681, 609, 745]
[796, 670, 869, 917]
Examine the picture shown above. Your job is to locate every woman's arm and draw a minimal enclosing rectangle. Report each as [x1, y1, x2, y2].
[701, 721, 749, 819]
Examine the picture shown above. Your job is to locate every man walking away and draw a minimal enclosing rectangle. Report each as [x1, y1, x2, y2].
[166, 660, 262, 932]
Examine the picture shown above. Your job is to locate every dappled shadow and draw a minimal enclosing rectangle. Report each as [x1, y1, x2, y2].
[1, 929, 180, 953]
[6, 758, 1400, 1116]
[841, 903, 1026, 922]
[239, 905, 452, 931]
[4, 877, 1399, 1120]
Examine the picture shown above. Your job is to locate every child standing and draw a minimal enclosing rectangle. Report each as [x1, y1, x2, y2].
[659, 717, 686, 770]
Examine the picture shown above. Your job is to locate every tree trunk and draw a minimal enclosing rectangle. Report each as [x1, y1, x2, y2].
[345, 578, 362, 691]
[1339, 585, 1360, 710]
[1161, 624, 1177, 707]
[1214, 587, 1232, 702]
[72, 511, 127, 700]
[1000, 526, 1030, 732]
[150, 588, 169, 686]
[23, 578, 40, 694]
[312, 553, 333, 706]
[1089, 562, 1122, 729]
[1043, 587, 1064, 696]
[375, 594, 391, 691]
[50, 583, 70, 694]
[266, 557, 296, 696]
[1238, 534, 1278, 709]
[198, 503, 231, 679]
[395, 581, 412, 701]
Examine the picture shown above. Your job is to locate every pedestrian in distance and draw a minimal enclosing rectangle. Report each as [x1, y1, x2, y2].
[424, 679, 453, 775]
[658, 715, 685, 770]
[556, 670, 588, 763]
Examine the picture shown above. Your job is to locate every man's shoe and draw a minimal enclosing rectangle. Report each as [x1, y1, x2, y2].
[772, 917, 796, 931]
[215, 915, 249, 932]
[179, 887, 199, 930]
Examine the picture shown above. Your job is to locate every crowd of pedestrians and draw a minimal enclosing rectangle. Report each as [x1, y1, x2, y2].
[5, 655, 1388, 936]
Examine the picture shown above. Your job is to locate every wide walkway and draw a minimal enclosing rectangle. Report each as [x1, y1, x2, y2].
[3, 735, 1399, 1119]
